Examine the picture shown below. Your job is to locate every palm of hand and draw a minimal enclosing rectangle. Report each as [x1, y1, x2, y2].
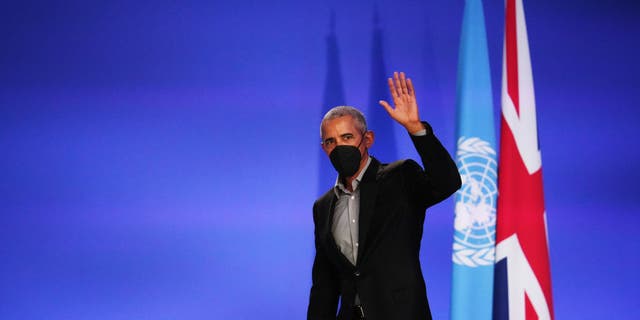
[379, 72, 423, 133]
[388, 89, 419, 125]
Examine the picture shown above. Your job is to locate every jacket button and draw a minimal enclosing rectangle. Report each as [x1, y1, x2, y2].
[354, 270, 361, 277]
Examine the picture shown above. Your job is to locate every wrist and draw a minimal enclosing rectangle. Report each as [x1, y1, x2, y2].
[404, 121, 425, 134]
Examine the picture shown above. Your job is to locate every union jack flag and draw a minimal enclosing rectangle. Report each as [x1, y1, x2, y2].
[493, 0, 554, 319]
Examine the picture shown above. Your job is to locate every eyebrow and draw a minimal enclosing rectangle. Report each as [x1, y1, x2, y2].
[322, 132, 357, 143]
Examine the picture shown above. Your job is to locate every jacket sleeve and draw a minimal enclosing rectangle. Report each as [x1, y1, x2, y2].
[405, 121, 462, 208]
[307, 202, 340, 320]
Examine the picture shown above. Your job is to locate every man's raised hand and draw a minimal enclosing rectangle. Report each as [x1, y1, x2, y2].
[379, 72, 425, 134]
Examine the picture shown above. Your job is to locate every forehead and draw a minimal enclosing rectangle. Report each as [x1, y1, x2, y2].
[321, 115, 359, 138]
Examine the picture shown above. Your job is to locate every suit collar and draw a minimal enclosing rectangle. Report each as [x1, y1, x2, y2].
[360, 156, 380, 184]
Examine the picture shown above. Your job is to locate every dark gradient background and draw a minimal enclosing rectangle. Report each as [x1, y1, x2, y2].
[1, 0, 639, 319]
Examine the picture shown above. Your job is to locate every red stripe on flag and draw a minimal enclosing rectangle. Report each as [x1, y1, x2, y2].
[506, 0, 520, 115]
[525, 294, 536, 318]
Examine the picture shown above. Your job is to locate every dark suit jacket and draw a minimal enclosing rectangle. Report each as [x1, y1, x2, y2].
[308, 126, 461, 320]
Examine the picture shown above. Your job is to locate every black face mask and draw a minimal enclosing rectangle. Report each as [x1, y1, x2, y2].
[329, 136, 365, 178]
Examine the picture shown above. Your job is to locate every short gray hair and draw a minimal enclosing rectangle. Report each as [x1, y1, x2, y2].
[320, 106, 368, 138]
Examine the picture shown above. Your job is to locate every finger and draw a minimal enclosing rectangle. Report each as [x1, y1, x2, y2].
[379, 100, 394, 115]
[393, 72, 402, 97]
[387, 77, 399, 99]
[407, 78, 416, 99]
[400, 72, 408, 94]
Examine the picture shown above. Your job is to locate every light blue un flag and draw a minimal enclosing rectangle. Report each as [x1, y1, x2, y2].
[451, 0, 497, 319]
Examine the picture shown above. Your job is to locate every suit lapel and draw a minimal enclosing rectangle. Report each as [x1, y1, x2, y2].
[356, 158, 380, 265]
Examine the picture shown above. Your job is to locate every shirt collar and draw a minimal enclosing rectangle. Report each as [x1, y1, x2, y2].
[333, 156, 372, 196]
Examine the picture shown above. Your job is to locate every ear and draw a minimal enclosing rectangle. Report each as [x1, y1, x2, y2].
[364, 130, 375, 149]
[321, 141, 329, 155]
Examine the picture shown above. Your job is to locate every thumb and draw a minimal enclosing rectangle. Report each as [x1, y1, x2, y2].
[379, 100, 393, 115]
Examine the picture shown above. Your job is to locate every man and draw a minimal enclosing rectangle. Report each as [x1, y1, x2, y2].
[308, 72, 461, 320]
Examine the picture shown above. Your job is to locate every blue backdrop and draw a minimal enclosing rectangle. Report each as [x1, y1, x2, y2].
[1, 0, 639, 319]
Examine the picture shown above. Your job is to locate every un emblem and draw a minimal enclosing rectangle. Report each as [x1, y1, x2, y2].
[453, 137, 497, 267]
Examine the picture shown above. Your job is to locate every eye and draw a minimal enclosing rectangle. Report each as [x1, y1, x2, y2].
[323, 138, 336, 146]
